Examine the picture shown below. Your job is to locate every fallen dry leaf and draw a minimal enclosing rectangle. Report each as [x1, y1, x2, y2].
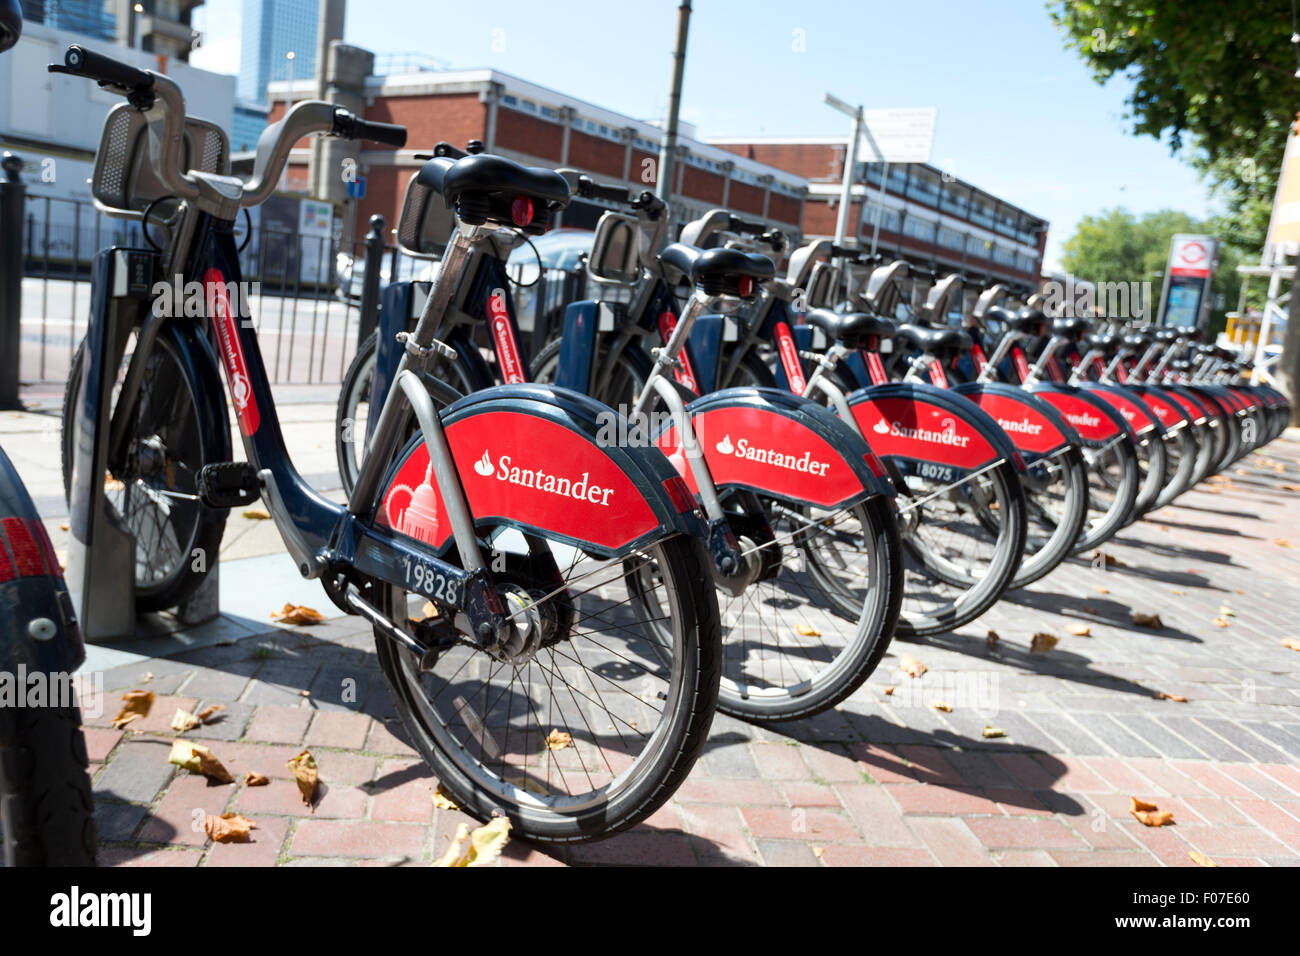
[1281, 638, 1300, 652]
[1218, 605, 1236, 618]
[59, 520, 69, 532]
[1170, 588, 1186, 596]
[982, 726, 1006, 739]
[143, 672, 153, 683]
[1131, 797, 1159, 812]
[986, 630, 1000, 650]
[1092, 551, 1126, 568]
[1280, 483, 1300, 493]
[286, 749, 318, 808]
[1212, 617, 1232, 628]
[244, 772, 269, 787]
[545, 729, 573, 751]
[170, 708, 201, 733]
[883, 686, 896, 696]
[242, 508, 271, 520]
[432, 816, 511, 867]
[1030, 632, 1059, 653]
[205, 813, 256, 844]
[1275, 538, 1294, 549]
[898, 656, 927, 678]
[812, 846, 824, 859]
[1092, 585, 1110, 594]
[271, 603, 325, 626]
[168, 740, 234, 784]
[1131, 611, 1163, 629]
[197, 704, 226, 724]
[432, 785, 460, 810]
[111, 690, 154, 729]
[1066, 624, 1092, 637]
[1188, 850, 1218, 868]
[1154, 692, 1188, 703]
[795, 623, 821, 637]
[1133, 808, 1176, 827]
[930, 700, 953, 713]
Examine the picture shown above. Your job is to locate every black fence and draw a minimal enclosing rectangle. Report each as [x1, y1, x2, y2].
[5, 188, 591, 391]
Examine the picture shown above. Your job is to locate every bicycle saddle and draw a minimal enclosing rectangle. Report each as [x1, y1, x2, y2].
[658, 243, 774, 297]
[1152, 328, 1180, 344]
[988, 306, 1048, 337]
[1083, 333, 1119, 352]
[1121, 332, 1152, 350]
[804, 308, 895, 349]
[1052, 317, 1088, 341]
[413, 152, 569, 234]
[896, 323, 972, 356]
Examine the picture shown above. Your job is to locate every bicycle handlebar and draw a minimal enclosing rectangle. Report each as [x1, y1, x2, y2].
[331, 109, 407, 149]
[50, 44, 152, 94]
[572, 175, 666, 216]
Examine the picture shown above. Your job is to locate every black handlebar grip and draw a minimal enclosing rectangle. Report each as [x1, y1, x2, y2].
[60, 44, 153, 90]
[577, 176, 631, 204]
[728, 215, 766, 236]
[332, 109, 406, 148]
[829, 243, 859, 259]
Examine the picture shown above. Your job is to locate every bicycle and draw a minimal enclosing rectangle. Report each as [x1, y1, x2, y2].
[54, 44, 724, 843]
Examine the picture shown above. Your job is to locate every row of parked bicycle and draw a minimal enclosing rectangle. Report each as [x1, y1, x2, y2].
[13, 41, 1288, 854]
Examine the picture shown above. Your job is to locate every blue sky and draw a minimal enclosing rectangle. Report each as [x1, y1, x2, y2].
[192, 0, 1223, 270]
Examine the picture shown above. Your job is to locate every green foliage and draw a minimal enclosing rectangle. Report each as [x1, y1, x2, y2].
[1061, 207, 1250, 325]
[1049, 0, 1300, 256]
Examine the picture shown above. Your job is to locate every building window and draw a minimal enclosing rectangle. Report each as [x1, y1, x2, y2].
[540, 105, 557, 119]
[940, 185, 970, 218]
[502, 94, 518, 107]
[967, 235, 992, 257]
[970, 198, 994, 229]
[938, 226, 965, 251]
[906, 170, 941, 207]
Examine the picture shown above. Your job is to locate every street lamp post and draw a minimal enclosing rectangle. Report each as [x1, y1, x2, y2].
[825, 93, 864, 248]
[285, 50, 296, 111]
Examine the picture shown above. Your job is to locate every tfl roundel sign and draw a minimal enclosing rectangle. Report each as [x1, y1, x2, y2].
[1168, 236, 1214, 278]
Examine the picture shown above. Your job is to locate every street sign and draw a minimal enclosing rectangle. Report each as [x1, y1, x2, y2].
[857, 108, 937, 164]
[1156, 233, 1219, 330]
[346, 177, 367, 200]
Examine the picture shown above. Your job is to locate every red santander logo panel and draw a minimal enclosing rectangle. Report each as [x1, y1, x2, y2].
[960, 392, 1067, 455]
[850, 397, 997, 469]
[1032, 391, 1121, 441]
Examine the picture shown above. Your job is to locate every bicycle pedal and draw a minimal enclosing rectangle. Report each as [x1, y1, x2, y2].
[198, 462, 263, 508]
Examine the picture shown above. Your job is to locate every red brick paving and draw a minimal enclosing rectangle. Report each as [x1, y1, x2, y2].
[81, 433, 1300, 866]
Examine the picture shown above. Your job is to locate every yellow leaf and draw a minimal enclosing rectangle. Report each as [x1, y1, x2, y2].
[930, 700, 952, 713]
[170, 708, 201, 733]
[883, 686, 896, 696]
[898, 656, 927, 678]
[982, 726, 1006, 739]
[1188, 850, 1218, 868]
[205, 812, 256, 844]
[197, 704, 226, 723]
[1066, 624, 1092, 637]
[1030, 632, 1058, 653]
[1218, 605, 1236, 617]
[244, 772, 269, 787]
[432, 785, 460, 810]
[1132, 808, 1175, 827]
[1130, 797, 1159, 812]
[242, 508, 271, 520]
[795, 623, 821, 637]
[286, 749, 318, 809]
[1092, 585, 1110, 594]
[1281, 638, 1300, 652]
[545, 729, 573, 751]
[812, 846, 824, 859]
[111, 690, 154, 729]
[1212, 617, 1231, 628]
[433, 817, 512, 867]
[1275, 538, 1294, 549]
[1130, 611, 1163, 629]
[271, 603, 325, 625]
[1155, 692, 1188, 703]
[168, 740, 234, 784]
[1170, 589, 1186, 595]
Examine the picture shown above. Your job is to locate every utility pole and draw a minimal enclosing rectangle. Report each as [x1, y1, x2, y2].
[308, 0, 347, 200]
[656, 0, 692, 232]
[825, 93, 864, 246]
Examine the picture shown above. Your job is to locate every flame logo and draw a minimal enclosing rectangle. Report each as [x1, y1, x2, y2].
[872, 418, 891, 435]
[715, 434, 735, 455]
[474, 450, 494, 477]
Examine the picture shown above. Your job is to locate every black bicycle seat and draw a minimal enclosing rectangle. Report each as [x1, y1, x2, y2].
[1152, 328, 1180, 344]
[897, 323, 972, 356]
[1121, 332, 1152, 350]
[658, 243, 774, 296]
[1083, 333, 1119, 352]
[988, 306, 1048, 337]
[805, 308, 895, 348]
[1052, 317, 1088, 341]
[414, 152, 569, 234]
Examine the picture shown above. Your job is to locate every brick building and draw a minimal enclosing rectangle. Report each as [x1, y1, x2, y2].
[266, 68, 809, 241]
[710, 137, 1048, 294]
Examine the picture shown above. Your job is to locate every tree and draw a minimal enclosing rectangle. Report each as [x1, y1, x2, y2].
[1061, 208, 1243, 331]
[1051, 2, 1299, 407]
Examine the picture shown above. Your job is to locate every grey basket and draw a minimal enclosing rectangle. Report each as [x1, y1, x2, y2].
[91, 103, 230, 219]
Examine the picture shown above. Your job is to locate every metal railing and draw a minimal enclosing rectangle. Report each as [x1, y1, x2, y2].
[2, 168, 595, 394]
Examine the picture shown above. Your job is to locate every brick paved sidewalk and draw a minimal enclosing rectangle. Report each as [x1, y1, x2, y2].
[79, 432, 1300, 867]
